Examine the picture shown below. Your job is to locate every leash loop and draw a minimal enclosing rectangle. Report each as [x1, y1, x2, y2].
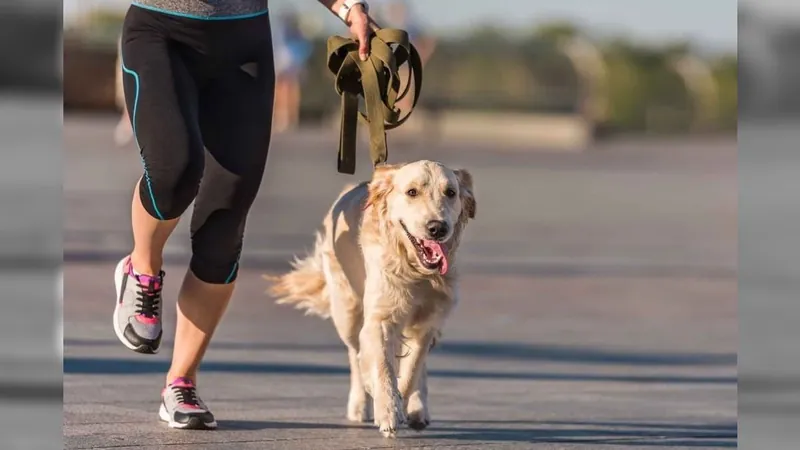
[326, 28, 423, 174]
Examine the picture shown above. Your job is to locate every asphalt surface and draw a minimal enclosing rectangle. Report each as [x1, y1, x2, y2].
[738, 118, 800, 449]
[0, 94, 63, 450]
[63, 114, 737, 449]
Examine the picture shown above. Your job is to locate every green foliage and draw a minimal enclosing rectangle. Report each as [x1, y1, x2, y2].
[603, 53, 646, 130]
[601, 42, 693, 132]
[532, 21, 580, 43]
[711, 56, 738, 130]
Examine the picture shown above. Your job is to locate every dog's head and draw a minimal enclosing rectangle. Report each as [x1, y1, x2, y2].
[365, 160, 476, 276]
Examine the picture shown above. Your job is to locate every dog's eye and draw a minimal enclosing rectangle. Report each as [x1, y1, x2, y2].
[406, 188, 418, 197]
[445, 188, 456, 198]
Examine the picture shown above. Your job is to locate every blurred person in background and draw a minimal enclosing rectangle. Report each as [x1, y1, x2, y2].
[114, 36, 134, 147]
[273, 11, 314, 132]
[111, 0, 373, 431]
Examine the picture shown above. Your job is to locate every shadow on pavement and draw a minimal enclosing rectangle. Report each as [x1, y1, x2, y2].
[438, 420, 737, 432]
[212, 419, 737, 447]
[413, 420, 737, 447]
[63, 357, 736, 385]
[0, 383, 62, 403]
[220, 420, 367, 431]
[65, 338, 736, 367]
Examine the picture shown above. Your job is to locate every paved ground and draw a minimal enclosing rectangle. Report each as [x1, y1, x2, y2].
[737, 119, 800, 449]
[0, 95, 66, 450]
[63, 114, 737, 449]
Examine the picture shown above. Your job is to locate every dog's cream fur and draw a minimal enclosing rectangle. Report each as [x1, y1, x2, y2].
[266, 160, 476, 437]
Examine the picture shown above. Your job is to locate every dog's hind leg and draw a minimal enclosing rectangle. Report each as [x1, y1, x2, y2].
[323, 253, 372, 423]
[344, 345, 372, 422]
[397, 330, 435, 431]
[334, 308, 372, 423]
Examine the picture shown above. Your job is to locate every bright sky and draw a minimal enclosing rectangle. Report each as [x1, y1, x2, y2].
[64, 0, 738, 51]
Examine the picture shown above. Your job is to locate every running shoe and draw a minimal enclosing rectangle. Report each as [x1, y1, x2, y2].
[159, 377, 217, 430]
[112, 256, 163, 354]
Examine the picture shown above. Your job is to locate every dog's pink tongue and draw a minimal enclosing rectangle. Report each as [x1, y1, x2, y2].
[438, 251, 449, 275]
[422, 240, 449, 275]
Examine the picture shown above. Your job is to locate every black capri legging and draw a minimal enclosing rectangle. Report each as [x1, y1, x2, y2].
[121, 5, 275, 284]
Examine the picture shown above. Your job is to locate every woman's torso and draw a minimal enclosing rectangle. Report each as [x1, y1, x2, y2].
[131, 0, 268, 19]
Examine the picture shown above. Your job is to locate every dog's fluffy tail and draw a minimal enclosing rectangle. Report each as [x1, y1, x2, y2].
[264, 232, 331, 319]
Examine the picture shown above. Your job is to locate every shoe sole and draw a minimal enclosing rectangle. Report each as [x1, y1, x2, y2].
[159, 403, 217, 430]
[112, 257, 160, 354]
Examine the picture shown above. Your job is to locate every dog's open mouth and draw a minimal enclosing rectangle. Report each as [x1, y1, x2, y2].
[400, 221, 449, 275]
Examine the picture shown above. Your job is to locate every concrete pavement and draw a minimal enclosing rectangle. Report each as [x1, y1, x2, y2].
[63, 114, 737, 449]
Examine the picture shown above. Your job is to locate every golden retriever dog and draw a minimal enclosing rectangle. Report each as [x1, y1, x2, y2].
[266, 160, 476, 437]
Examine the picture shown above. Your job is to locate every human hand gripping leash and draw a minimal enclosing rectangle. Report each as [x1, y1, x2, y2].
[324, 0, 424, 174]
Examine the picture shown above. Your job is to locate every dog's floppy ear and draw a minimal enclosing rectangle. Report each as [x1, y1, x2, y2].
[366, 163, 400, 210]
[455, 169, 476, 220]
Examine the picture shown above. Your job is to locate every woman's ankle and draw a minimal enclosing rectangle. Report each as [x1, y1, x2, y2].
[166, 373, 196, 387]
[129, 252, 163, 276]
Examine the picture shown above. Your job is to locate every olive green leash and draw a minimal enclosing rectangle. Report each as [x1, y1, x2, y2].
[326, 27, 423, 174]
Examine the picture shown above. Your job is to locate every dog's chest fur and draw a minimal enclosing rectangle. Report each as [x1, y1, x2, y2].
[393, 276, 457, 331]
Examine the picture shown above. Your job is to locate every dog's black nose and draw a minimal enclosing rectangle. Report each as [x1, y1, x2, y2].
[426, 220, 449, 240]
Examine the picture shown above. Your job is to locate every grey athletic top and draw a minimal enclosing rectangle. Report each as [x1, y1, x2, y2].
[132, 0, 269, 19]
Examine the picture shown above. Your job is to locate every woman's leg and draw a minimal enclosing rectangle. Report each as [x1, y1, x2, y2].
[165, 35, 276, 385]
[114, 7, 205, 354]
[167, 271, 234, 384]
[130, 180, 181, 275]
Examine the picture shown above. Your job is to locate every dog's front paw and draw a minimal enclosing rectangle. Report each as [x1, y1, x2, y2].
[406, 407, 430, 430]
[374, 391, 405, 438]
[406, 395, 430, 431]
[347, 391, 373, 423]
